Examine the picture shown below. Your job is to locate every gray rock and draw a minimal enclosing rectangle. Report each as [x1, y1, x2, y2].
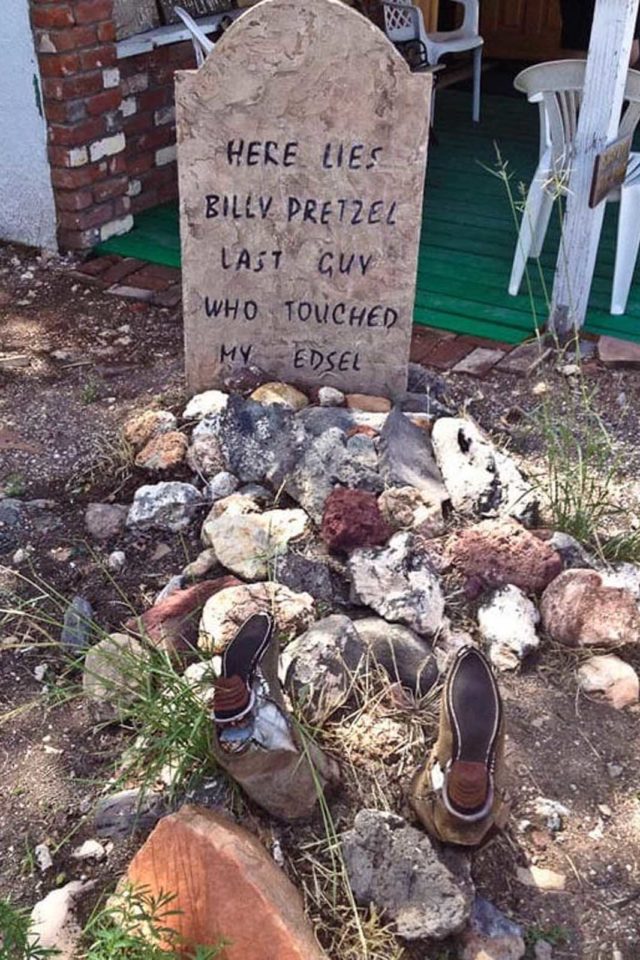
[342, 810, 472, 940]
[431, 417, 538, 525]
[379, 406, 448, 504]
[215, 394, 296, 484]
[126, 482, 203, 533]
[349, 532, 445, 636]
[106, 550, 126, 573]
[296, 405, 355, 436]
[155, 574, 186, 604]
[318, 386, 345, 406]
[237, 483, 273, 505]
[94, 788, 170, 839]
[285, 615, 366, 722]
[0, 498, 25, 553]
[186, 435, 226, 478]
[272, 546, 349, 604]
[83, 633, 150, 722]
[182, 548, 220, 579]
[548, 531, 596, 569]
[207, 471, 239, 502]
[84, 502, 128, 541]
[401, 392, 454, 417]
[456, 897, 525, 960]
[61, 596, 95, 650]
[478, 585, 540, 671]
[352, 617, 438, 696]
[286, 426, 383, 523]
[407, 363, 450, 401]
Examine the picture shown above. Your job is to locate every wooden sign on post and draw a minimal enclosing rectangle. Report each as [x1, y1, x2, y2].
[176, 0, 431, 397]
[589, 132, 633, 208]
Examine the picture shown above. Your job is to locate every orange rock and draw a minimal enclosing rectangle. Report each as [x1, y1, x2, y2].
[135, 431, 188, 471]
[123, 409, 176, 448]
[345, 393, 391, 413]
[125, 806, 328, 960]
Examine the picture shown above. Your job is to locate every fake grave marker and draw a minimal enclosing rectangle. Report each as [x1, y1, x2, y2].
[176, 0, 431, 397]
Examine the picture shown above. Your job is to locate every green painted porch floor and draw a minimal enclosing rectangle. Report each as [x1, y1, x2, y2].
[98, 89, 640, 344]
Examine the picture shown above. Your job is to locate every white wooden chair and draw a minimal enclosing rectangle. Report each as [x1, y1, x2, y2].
[508, 60, 640, 316]
[174, 6, 214, 66]
[382, 0, 482, 122]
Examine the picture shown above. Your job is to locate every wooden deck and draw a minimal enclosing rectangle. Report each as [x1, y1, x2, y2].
[98, 89, 640, 344]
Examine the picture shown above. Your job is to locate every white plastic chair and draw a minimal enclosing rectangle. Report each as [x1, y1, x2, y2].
[508, 60, 640, 316]
[424, 0, 483, 124]
[174, 6, 214, 66]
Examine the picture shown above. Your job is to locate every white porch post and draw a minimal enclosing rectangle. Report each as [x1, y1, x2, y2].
[549, 0, 639, 338]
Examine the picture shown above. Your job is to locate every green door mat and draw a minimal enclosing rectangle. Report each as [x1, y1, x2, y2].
[97, 91, 640, 344]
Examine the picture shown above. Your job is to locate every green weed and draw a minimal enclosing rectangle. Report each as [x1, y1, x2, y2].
[3, 473, 26, 498]
[0, 898, 59, 959]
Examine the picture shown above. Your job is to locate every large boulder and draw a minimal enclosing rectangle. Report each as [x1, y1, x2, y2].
[577, 654, 639, 709]
[126, 482, 203, 533]
[431, 417, 537, 524]
[449, 518, 562, 595]
[478, 585, 540, 671]
[199, 582, 315, 653]
[342, 810, 472, 940]
[540, 569, 640, 648]
[321, 488, 391, 553]
[201, 508, 309, 580]
[124, 806, 328, 960]
[126, 578, 239, 658]
[285, 615, 366, 722]
[348, 532, 445, 636]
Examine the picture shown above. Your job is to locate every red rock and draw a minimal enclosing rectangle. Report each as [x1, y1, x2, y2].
[346, 424, 378, 439]
[135, 431, 188, 471]
[123, 409, 176, 448]
[541, 569, 640, 648]
[125, 577, 239, 658]
[321, 488, 392, 553]
[449, 519, 562, 594]
[125, 806, 328, 960]
[345, 393, 391, 413]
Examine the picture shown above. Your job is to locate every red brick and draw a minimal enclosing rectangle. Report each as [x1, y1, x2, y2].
[127, 152, 155, 176]
[107, 153, 127, 175]
[58, 227, 100, 250]
[131, 190, 157, 214]
[41, 25, 97, 51]
[123, 110, 153, 136]
[97, 21, 116, 41]
[50, 162, 104, 188]
[59, 201, 114, 231]
[148, 63, 179, 86]
[101, 257, 147, 285]
[44, 98, 88, 123]
[76, 254, 120, 276]
[74, 0, 113, 24]
[137, 88, 171, 112]
[43, 71, 103, 100]
[79, 44, 117, 70]
[49, 117, 105, 146]
[451, 347, 507, 378]
[113, 196, 131, 217]
[55, 188, 94, 211]
[140, 165, 175, 190]
[125, 267, 173, 291]
[93, 175, 129, 203]
[457, 335, 513, 352]
[38, 51, 81, 76]
[129, 126, 175, 153]
[421, 337, 474, 371]
[32, 5, 75, 29]
[158, 181, 178, 203]
[86, 88, 122, 116]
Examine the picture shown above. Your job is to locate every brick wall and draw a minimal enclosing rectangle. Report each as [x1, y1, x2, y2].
[119, 41, 195, 216]
[30, 0, 194, 250]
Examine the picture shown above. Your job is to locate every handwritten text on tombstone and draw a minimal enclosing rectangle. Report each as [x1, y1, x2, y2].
[176, 0, 431, 396]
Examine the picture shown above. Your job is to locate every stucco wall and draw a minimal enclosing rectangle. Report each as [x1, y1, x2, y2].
[0, 0, 57, 250]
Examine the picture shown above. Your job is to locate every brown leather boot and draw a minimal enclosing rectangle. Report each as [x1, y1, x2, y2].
[408, 645, 510, 846]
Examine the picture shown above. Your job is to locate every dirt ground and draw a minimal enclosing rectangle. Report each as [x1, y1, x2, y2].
[1, 242, 639, 959]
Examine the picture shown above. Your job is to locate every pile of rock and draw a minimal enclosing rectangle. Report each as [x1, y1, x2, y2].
[63, 374, 640, 958]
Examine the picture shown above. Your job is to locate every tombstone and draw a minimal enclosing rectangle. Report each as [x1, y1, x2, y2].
[176, 0, 432, 398]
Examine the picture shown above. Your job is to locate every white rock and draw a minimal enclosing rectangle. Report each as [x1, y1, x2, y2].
[71, 839, 106, 861]
[30, 880, 95, 959]
[35, 843, 53, 872]
[516, 865, 566, 891]
[182, 389, 229, 421]
[478, 585, 540, 670]
[199, 581, 315, 654]
[431, 417, 537, 523]
[348, 532, 445, 636]
[106, 550, 126, 573]
[318, 386, 345, 407]
[578, 655, 639, 709]
[34, 664, 48, 682]
[126, 482, 203, 533]
[202, 508, 309, 580]
[601, 563, 640, 599]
